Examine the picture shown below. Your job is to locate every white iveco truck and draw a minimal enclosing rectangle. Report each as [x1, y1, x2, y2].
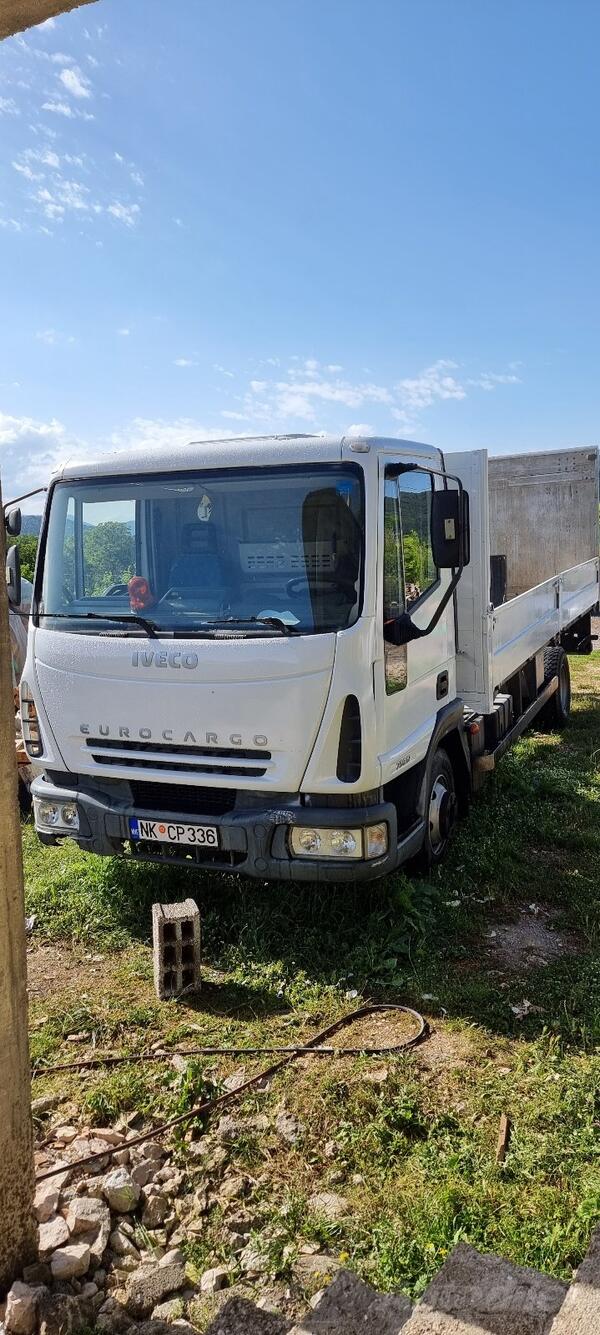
[15, 435, 599, 882]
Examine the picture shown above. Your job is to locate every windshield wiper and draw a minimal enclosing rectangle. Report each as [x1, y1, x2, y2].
[39, 611, 160, 639]
[215, 616, 300, 637]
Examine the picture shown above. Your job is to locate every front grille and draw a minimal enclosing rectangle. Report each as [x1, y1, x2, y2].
[85, 737, 270, 779]
[129, 781, 237, 817]
[129, 840, 246, 869]
[86, 738, 270, 760]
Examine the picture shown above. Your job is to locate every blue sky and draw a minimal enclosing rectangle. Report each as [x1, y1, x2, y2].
[1, 0, 598, 508]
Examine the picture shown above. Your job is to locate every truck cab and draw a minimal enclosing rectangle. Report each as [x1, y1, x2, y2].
[21, 434, 598, 882]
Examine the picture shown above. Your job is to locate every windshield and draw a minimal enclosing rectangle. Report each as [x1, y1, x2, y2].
[38, 463, 364, 637]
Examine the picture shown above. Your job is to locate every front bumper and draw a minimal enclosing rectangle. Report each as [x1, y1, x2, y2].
[30, 775, 412, 883]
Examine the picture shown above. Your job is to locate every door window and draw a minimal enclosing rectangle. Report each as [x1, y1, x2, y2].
[398, 472, 437, 606]
[383, 474, 407, 694]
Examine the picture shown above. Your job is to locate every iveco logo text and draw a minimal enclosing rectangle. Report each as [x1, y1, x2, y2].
[131, 650, 202, 669]
[79, 724, 269, 746]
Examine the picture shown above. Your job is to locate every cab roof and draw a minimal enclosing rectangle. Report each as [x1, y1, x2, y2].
[53, 433, 442, 482]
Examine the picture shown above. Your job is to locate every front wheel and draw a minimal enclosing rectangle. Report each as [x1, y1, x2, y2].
[417, 747, 458, 870]
[541, 645, 571, 729]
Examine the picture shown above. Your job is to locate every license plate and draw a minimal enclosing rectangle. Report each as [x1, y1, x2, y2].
[129, 817, 219, 847]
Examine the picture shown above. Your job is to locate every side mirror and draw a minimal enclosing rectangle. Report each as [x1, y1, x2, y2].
[5, 507, 21, 538]
[383, 612, 424, 645]
[431, 489, 470, 569]
[6, 544, 22, 608]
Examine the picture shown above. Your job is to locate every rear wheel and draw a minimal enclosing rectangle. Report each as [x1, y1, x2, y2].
[417, 748, 458, 869]
[541, 645, 571, 729]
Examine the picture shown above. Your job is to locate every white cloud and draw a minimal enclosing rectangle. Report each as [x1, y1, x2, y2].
[173, 357, 196, 368]
[117, 327, 130, 337]
[0, 218, 23, 232]
[0, 97, 20, 116]
[59, 66, 92, 99]
[239, 355, 520, 431]
[395, 360, 467, 412]
[0, 411, 75, 506]
[107, 201, 140, 227]
[213, 364, 234, 378]
[346, 423, 375, 438]
[221, 410, 248, 420]
[130, 169, 144, 187]
[41, 99, 74, 117]
[35, 328, 75, 346]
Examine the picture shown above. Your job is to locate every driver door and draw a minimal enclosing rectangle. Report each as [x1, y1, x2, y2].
[377, 457, 456, 782]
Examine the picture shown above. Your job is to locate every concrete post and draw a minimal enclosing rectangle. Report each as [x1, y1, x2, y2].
[0, 483, 36, 1288]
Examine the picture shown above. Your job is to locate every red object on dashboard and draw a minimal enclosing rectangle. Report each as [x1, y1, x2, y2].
[128, 576, 156, 611]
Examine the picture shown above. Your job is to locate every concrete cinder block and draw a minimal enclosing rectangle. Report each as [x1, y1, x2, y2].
[152, 900, 201, 1001]
[548, 1226, 600, 1333]
[290, 1270, 412, 1333]
[402, 1244, 567, 1335]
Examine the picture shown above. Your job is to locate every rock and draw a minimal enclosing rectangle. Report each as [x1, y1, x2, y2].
[142, 1195, 169, 1229]
[50, 1243, 91, 1280]
[89, 1208, 112, 1265]
[200, 1267, 229, 1294]
[142, 1142, 167, 1163]
[276, 1112, 305, 1146]
[131, 1161, 156, 1189]
[151, 1299, 183, 1321]
[114, 1150, 131, 1166]
[38, 1216, 69, 1260]
[292, 1255, 341, 1281]
[53, 1126, 79, 1144]
[65, 1195, 111, 1237]
[219, 1176, 248, 1203]
[110, 1228, 141, 1259]
[308, 1192, 349, 1221]
[38, 1293, 86, 1335]
[32, 1094, 61, 1117]
[239, 1244, 270, 1277]
[222, 1068, 247, 1092]
[80, 1283, 99, 1300]
[205, 1298, 292, 1334]
[5, 1282, 44, 1335]
[68, 1137, 113, 1171]
[34, 1180, 61, 1225]
[103, 1168, 141, 1213]
[22, 1264, 52, 1287]
[90, 1128, 125, 1146]
[124, 1252, 187, 1317]
[409, 1243, 567, 1334]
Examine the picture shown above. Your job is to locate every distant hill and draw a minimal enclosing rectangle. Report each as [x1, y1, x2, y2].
[21, 515, 42, 537]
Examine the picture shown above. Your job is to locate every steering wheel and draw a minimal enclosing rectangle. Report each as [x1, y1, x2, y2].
[286, 575, 357, 600]
[103, 583, 129, 597]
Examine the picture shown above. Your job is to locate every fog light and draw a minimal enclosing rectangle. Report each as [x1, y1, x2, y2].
[294, 828, 322, 854]
[60, 802, 79, 829]
[37, 799, 60, 826]
[289, 825, 363, 859]
[365, 822, 389, 859]
[330, 830, 358, 856]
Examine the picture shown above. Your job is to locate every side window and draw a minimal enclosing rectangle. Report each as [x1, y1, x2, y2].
[398, 472, 437, 606]
[383, 473, 407, 695]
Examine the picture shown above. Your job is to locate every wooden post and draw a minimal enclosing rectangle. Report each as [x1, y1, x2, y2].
[0, 479, 36, 1288]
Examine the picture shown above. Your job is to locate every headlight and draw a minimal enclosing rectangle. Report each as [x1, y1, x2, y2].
[37, 800, 60, 826]
[34, 798, 79, 833]
[289, 822, 389, 861]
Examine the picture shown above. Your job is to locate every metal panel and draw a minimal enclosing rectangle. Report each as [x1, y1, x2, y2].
[445, 450, 493, 713]
[488, 447, 599, 599]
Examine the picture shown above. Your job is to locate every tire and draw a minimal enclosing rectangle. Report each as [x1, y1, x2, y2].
[541, 645, 571, 729]
[417, 747, 458, 870]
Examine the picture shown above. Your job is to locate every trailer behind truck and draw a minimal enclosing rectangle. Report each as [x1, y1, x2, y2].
[14, 435, 599, 882]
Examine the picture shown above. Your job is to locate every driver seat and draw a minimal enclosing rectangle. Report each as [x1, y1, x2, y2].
[169, 523, 225, 591]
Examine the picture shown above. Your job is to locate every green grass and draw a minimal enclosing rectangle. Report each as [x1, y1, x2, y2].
[24, 655, 600, 1304]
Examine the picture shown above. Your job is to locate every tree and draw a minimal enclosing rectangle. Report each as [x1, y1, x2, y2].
[7, 535, 38, 584]
[83, 522, 135, 595]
